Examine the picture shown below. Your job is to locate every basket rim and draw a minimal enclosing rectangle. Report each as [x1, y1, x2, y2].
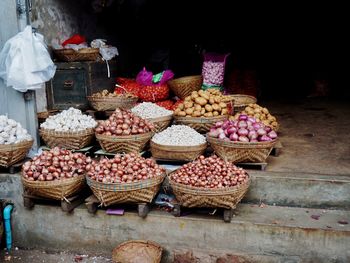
[53, 47, 99, 53]
[146, 114, 173, 122]
[112, 239, 162, 258]
[168, 75, 203, 84]
[40, 128, 95, 136]
[87, 95, 138, 102]
[96, 131, 154, 141]
[174, 115, 228, 122]
[22, 174, 85, 188]
[150, 140, 207, 151]
[207, 134, 277, 148]
[227, 94, 257, 106]
[0, 139, 33, 151]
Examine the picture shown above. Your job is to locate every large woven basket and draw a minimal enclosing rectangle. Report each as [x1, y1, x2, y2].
[87, 96, 138, 111]
[0, 140, 33, 167]
[150, 141, 207, 162]
[96, 132, 153, 153]
[226, 94, 257, 113]
[207, 135, 276, 163]
[169, 173, 251, 209]
[86, 173, 165, 206]
[174, 115, 228, 133]
[53, 48, 100, 62]
[22, 174, 86, 200]
[40, 128, 95, 150]
[112, 240, 162, 263]
[168, 75, 203, 99]
[147, 115, 173, 133]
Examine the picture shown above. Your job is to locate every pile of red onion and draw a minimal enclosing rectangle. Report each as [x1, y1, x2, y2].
[95, 108, 154, 136]
[22, 147, 88, 181]
[208, 114, 277, 142]
[170, 155, 249, 188]
[86, 153, 165, 184]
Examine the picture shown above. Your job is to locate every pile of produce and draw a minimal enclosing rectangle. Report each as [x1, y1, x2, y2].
[115, 77, 141, 97]
[170, 155, 249, 188]
[86, 153, 165, 183]
[152, 125, 206, 146]
[95, 108, 154, 136]
[91, 89, 136, 98]
[208, 114, 278, 142]
[22, 147, 88, 181]
[40, 108, 97, 132]
[231, 104, 278, 130]
[138, 84, 169, 102]
[155, 100, 174, 110]
[131, 102, 173, 119]
[0, 116, 32, 144]
[174, 89, 228, 117]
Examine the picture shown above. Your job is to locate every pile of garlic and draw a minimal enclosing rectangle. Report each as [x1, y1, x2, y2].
[40, 108, 97, 132]
[0, 115, 32, 145]
[131, 102, 173, 119]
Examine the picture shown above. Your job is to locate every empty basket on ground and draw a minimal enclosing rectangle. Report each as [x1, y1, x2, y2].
[112, 240, 162, 263]
[146, 115, 173, 133]
[227, 94, 257, 113]
[207, 135, 277, 163]
[21, 175, 86, 200]
[87, 96, 138, 111]
[0, 140, 33, 167]
[52, 48, 100, 62]
[167, 75, 203, 99]
[174, 115, 227, 133]
[150, 141, 207, 162]
[86, 173, 165, 207]
[96, 132, 153, 153]
[40, 128, 95, 150]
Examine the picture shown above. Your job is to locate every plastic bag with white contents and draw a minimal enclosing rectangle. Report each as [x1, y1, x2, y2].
[0, 26, 56, 92]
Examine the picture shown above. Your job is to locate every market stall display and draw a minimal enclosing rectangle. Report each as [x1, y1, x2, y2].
[167, 75, 203, 99]
[40, 108, 97, 150]
[87, 89, 138, 111]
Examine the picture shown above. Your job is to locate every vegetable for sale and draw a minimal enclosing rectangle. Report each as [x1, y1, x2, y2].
[170, 155, 249, 188]
[91, 89, 136, 98]
[131, 102, 173, 119]
[0, 115, 32, 145]
[155, 100, 174, 110]
[114, 77, 141, 97]
[22, 147, 88, 181]
[138, 84, 169, 102]
[86, 153, 165, 183]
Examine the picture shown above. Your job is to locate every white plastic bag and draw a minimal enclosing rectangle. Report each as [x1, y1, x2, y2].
[0, 26, 56, 92]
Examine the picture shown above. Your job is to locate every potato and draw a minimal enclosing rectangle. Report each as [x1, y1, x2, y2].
[221, 108, 228, 115]
[184, 101, 194, 109]
[248, 103, 255, 108]
[205, 104, 213, 112]
[194, 104, 202, 111]
[204, 112, 213, 117]
[212, 104, 221, 111]
[260, 114, 266, 120]
[192, 110, 201, 117]
[177, 103, 184, 110]
[185, 115, 192, 117]
[200, 108, 206, 115]
[219, 102, 227, 108]
[191, 93, 199, 99]
[214, 96, 221, 103]
[209, 96, 215, 104]
[213, 111, 219, 116]
[184, 96, 192, 101]
[200, 92, 210, 100]
[254, 113, 260, 119]
[262, 108, 269, 114]
[272, 121, 278, 127]
[174, 109, 181, 115]
[178, 111, 186, 117]
[254, 108, 261, 113]
[195, 97, 208, 106]
[245, 106, 253, 112]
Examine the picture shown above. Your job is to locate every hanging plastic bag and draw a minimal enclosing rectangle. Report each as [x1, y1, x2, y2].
[201, 52, 230, 90]
[0, 26, 56, 92]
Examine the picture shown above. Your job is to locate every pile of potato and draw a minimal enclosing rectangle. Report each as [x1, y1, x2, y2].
[174, 89, 229, 117]
[91, 89, 136, 98]
[231, 104, 279, 130]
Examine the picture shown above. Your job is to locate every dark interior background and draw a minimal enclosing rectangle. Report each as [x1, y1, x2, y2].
[76, 0, 348, 99]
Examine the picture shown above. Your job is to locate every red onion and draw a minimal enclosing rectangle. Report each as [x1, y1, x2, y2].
[268, 130, 277, 139]
[238, 136, 249, 142]
[257, 128, 267, 136]
[238, 121, 248, 129]
[259, 135, 273, 142]
[248, 130, 258, 140]
[237, 128, 248, 136]
[239, 114, 248, 121]
[229, 133, 238, 141]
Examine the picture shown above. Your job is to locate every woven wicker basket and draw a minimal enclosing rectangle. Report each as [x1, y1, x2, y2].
[87, 96, 138, 111]
[150, 141, 207, 161]
[112, 240, 162, 263]
[169, 173, 251, 209]
[22, 174, 86, 200]
[147, 115, 173, 133]
[168, 75, 203, 99]
[86, 173, 165, 207]
[40, 128, 95, 150]
[53, 48, 100, 62]
[207, 135, 276, 163]
[226, 94, 257, 113]
[96, 132, 153, 153]
[174, 115, 228, 133]
[0, 140, 33, 167]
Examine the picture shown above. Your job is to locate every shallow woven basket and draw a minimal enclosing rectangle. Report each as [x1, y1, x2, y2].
[150, 141, 207, 162]
[168, 75, 203, 99]
[53, 48, 100, 62]
[0, 140, 33, 167]
[96, 132, 153, 153]
[169, 172, 251, 209]
[207, 135, 277, 163]
[174, 115, 228, 133]
[87, 96, 138, 111]
[147, 115, 173, 133]
[112, 240, 162, 263]
[86, 173, 165, 206]
[40, 128, 95, 150]
[226, 94, 257, 113]
[22, 174, 86, 200]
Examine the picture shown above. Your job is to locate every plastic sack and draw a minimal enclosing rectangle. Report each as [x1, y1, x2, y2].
[201, 52, 230, 90]
[62, 34, 86, 47]
[136, 68, 174, 86]
[0, 26, 56, 92]
[91, 39, 119, 61]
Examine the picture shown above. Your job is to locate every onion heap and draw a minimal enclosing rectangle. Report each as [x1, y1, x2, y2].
[208, 114, 278, 142]
[22, 147, 88, 181]
[86, 153, 165, 183]
[95, 108, 154, 136]
[170, 155, 249, 188]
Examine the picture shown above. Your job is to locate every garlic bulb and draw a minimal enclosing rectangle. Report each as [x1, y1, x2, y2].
[0, 115, 32, 145]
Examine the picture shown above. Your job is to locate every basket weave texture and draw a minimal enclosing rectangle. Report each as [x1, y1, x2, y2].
[169, 173, 251, 209]
[207, 135, 276, 163]
[150, 141, 207, 161]
[112, 240, 162, 263]
[174, 115, 228, 133]
[86, 173, 165, 206]
[147, 115, 173, 133]
[53, 48, 100, 62]
[226, 94, 257, 113]
[167, 75, 203, 99]
[96, 132, 153, 153]
[22, 174, 86, 200]
[87, 96, 138, 111]
[40, 128, 95, 150]
[0, 140, 33, 167]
